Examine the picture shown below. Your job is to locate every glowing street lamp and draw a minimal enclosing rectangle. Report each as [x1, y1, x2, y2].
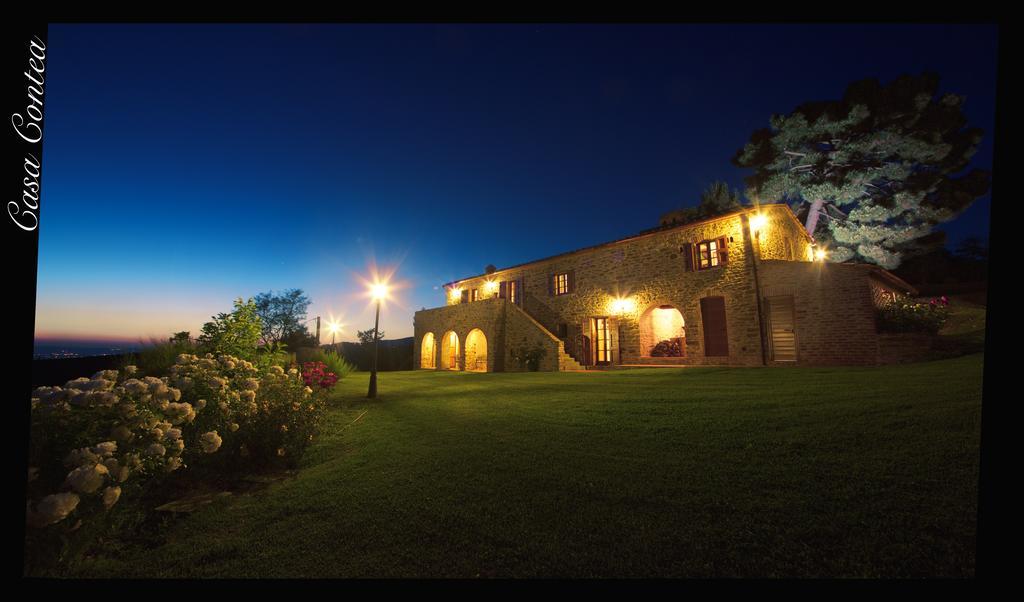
[814, 247, 828, 262]
[367, 279, 390, 399]
[326, 319, 343, 346]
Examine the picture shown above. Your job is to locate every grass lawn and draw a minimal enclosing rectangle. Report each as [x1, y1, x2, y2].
[76, 354, 982, 578]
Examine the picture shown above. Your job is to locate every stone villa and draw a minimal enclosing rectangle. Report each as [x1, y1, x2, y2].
[413, 203, 917, 371]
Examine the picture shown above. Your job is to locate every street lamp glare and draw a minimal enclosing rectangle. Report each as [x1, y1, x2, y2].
[371, 282, 389, 301]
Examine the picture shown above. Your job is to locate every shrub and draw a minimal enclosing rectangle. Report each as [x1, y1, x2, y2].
[25, 352, 338, 571]
[877, 296, 950, 335]
[309, 348, 355, 380]
[511, 344, 548, 371]
[197, 298, 262, 361]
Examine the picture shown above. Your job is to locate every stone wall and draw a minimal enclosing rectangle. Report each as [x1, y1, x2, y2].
[758, 261, 900, 366]
[877, 333, 935, 364]
[503, 303, 562, 372]
[413, 297, 506, 372]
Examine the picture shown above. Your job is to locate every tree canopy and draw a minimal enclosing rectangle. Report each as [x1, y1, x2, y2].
[732, 73, 990, 269]
[254, 289, 313, 347]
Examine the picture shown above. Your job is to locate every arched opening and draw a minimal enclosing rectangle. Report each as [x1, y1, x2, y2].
[420, 332, 436, 369]
[640, 304, 686, 357]
[465, 328, 488, 372]
[440, 330, 460, 370]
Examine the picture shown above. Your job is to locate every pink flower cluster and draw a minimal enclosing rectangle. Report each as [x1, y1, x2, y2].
[302, 361, 338, 390]
[929, 296, 950, 307]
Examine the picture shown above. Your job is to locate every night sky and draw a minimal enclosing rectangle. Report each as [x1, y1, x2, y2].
[36, 23, 997, 343]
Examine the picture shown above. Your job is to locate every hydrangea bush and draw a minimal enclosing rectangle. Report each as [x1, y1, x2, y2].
[877, 296, 950, 335]
[26, 354, 338, 547]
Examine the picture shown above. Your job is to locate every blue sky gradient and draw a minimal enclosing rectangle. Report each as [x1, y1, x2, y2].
[36, 23, 997, 342]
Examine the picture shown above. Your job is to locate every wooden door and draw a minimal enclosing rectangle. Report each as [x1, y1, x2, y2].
[700, 296, 729, 357]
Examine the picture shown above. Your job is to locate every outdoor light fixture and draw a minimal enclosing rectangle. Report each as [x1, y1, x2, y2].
[483, 280, 500, 295]
[449, 286, 462, 301]
[326, 319, 343, 346]
[610, 296, 636, 316]
[814, 247, 828, 262]
[749, 213, 767, 235]
[367, 279, 391, 399]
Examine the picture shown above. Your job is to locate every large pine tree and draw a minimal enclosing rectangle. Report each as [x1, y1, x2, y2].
[732, 73, 990, 269]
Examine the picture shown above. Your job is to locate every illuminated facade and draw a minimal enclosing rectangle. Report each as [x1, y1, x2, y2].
[413, 204, 917, 371]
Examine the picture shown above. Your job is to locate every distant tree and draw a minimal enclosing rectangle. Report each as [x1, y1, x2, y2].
[699, 181, 742, 214]
[357, 328, 384, 346]
[198, 298, 262, 360]
[169, 331, 191, 344]
[732, 73, 990, 269]
[659, 180, 745, 227]
[954, 236, 989, 263]
[254, 289, 313, 346]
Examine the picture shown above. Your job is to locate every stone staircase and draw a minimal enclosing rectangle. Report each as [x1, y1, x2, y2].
[506, 301, 587, 371]
[557, 344, 584, 371]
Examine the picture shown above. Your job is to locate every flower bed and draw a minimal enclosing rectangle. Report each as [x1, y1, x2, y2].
[877, 296, 950, 335]
[25, 354, 339, 570]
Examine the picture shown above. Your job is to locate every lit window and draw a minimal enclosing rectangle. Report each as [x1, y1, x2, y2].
[554, 273, 569, 295]
[697, 240, 720, 270]
[508, 280, 517, 304]
[471, 289, 479, 302]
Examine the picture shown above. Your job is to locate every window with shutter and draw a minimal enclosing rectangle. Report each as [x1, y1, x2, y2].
[682, 243, 694, 271]
[460, 289, 469, 304]
[696, 239, 727, 270]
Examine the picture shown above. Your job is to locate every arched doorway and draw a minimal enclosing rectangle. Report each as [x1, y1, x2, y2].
[640, 304, 686, 357]
[440, 331, 460, 370]
[420, 332, 436, 369]
[465, 328, 488, 372]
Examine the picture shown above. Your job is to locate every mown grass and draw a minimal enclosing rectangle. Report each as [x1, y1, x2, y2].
[74, 355, 982, 578]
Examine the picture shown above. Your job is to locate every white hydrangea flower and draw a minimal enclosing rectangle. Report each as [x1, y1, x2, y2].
[164, 427, 182, 441]
[124, 365, 138, 376]
[147, 443, 166, 457]
[229, 422, 239, 432]
[102, 486, 121, 509]
[240, 389, 256, 403]
[64, 463, 109, 494]
[64, 447, 101, 468]
[242, 378, 260, 391]
[172, 439, 185, 452]
[64, 377, 90, 389]
[123, 379, 147, 395]
[166, 457, 184, 472]
[91, 441, 117, 457]
[200, 431, 223, 454]
[110, 424, 133, 442]
[102, 458, 130, 483]
[27, 493, 80, 528]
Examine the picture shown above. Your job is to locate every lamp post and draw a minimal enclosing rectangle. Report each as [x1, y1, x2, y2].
[367, 282, 388, 399]
[326, 319, 342, 347]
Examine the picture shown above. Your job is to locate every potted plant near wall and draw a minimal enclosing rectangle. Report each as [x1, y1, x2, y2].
[511, 344, 548, 371]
